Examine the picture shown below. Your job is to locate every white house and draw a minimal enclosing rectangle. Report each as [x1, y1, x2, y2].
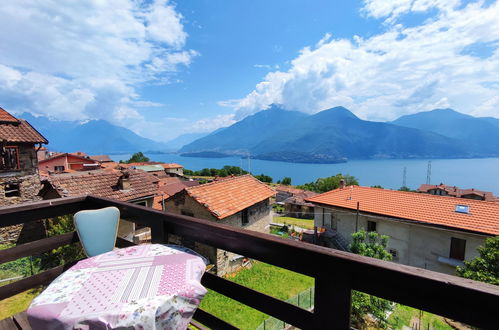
[306, 186, 499, 275]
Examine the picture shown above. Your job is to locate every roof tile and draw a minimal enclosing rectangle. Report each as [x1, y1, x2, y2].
[307, 186, 499, 236]
[185, 175, 275, 219]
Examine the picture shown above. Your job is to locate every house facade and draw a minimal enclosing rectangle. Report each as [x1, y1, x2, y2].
[0, 107, 48, 243]
[418, 183, 496, 201]
[38, 153, 100, 173]
[275, 185, 317, 219]
[307, 186, 498, 275]
[165, 175, 275, 275]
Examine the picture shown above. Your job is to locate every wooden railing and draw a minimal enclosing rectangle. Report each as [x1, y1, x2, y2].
[1, 196, 498, 329]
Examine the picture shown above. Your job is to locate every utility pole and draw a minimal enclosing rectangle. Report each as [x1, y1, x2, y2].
[426, 161, 432, 185]
[402, 166, 407, 188]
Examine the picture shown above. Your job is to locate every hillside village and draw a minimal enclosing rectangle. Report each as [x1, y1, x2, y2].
[1, 106, 499, 328]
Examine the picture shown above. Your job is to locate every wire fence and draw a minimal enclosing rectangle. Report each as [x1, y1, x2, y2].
[255, 287, 315, 330]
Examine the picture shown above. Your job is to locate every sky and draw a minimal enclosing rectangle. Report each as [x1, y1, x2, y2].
[0, 0, 498, 142]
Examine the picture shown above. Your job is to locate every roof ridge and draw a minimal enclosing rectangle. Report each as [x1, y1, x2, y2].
[186, 174, 253, 191]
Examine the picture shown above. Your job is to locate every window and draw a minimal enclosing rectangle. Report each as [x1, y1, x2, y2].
[241, 209, 249, 226]
[1, 146, 20, 170]
[367, 221, 377, 232]
[5, 183, 20, 197]
[134, 200, 147, 207]
[54, 165, 65, 172]
[449, 237, 466, 261]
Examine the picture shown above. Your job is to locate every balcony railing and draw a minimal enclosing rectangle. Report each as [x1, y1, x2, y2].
[1, 196, 498, 329]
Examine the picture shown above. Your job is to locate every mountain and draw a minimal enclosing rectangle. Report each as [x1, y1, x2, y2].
[19, 113, 171, 154]
[165, 132, 210, 151]
[180, 105, 476, 163]
[180, 105, 308, 155]
[392, 109, 499, 155]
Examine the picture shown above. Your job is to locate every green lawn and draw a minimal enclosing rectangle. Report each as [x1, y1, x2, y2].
[200, 261, 314, 329]
[273, 216, 315, 230]
[0, 287, 43, 320]
[388, 304, 453, 329]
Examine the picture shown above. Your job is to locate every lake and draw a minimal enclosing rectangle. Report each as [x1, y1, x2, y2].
[111, 154, 499, 195]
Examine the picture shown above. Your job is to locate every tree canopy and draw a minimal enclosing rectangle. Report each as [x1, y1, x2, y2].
[297, 173, 358, 193]
[349, 230, 393, 328]
[254, 174, 273, 183]
[121, 152, 150, 163]
[281, 177, 292, 185]
[184, 165, 249, 177]
[457, 236, 499, 285]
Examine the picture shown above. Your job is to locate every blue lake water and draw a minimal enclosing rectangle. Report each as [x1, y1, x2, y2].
[111, 154, 499, 195]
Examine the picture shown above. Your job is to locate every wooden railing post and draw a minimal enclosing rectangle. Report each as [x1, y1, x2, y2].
[314, 271, 351, 329]
[151, 221, 167, 244]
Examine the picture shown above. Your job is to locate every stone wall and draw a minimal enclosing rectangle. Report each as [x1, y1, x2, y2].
[165, 193, 271, 275]
[1, 143, 43, 244]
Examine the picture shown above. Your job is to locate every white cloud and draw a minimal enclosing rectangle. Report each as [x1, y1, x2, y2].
[0, 0, 196, 132]
[224, 1, 499, 121]
[191, 114, 237, 132]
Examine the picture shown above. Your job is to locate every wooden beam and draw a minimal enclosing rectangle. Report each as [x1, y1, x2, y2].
[0, 261, 80, 300]
[0, 232, 79, 265]
[0, 197, 86, 227]
[201, 272, 313, 329]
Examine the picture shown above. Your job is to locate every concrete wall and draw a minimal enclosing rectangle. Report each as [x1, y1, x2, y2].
[165, 192, 271, 275]
[314, 206, 488, 276]
[165, 167, 183, 176]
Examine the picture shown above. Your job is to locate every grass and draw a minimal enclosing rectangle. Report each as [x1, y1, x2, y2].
[200, 261, 314, 329]
[0, 287, 44, 319]
[388, 304, 453, 329]
[274, 216, 315, 230]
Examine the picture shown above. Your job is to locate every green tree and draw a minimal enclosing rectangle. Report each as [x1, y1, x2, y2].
[41, 216, 86, 270]
[349, 231, 393, 328]
[298, 173, 359, 193]
[281, 177, 292, 185]
[123, 152, 150, 163]
[398, 186, 411, 192]
[371, 185, 383, 189]
[457, 236, 499, 285]
[254, 174, 273, 183]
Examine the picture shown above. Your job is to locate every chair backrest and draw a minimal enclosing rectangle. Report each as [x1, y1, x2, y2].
[74, 207, 120, 257]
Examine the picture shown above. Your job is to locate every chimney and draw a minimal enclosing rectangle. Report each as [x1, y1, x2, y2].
[119, 172, 131, 190]
[339, 179, 346, 189]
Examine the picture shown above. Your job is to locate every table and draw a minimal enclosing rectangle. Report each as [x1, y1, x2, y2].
[27, 244, 207, 330]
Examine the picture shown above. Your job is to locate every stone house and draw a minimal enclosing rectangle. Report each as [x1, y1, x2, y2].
[275, 185, 317, 218]
[0, 107, 48, 243]
[162, 163, 184, 177]
[307, 185, 499, 276]
[40, 169, 159, 242]
[165, 175, 275, 275]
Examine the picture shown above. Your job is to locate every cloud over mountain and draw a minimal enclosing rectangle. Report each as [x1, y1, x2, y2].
[225, 0, 499, 121]
[0, 0, 197, 138]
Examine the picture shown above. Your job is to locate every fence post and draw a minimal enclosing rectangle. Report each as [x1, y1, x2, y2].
[309, 287, 312, 309]
[314, 272, 351, 329]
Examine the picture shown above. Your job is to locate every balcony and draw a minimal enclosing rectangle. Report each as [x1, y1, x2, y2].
[1, 196, 498, 329]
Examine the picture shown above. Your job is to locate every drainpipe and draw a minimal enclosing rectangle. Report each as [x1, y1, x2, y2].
[355, 202, 360, 232]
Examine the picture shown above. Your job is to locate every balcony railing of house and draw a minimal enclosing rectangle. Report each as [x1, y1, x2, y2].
[0, 196, 498, 329]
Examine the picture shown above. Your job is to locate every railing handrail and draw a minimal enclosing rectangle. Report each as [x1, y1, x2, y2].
[1, 196, 498, 329]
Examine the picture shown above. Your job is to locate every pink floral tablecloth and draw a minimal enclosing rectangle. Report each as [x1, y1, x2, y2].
[27, 244, 207, 330]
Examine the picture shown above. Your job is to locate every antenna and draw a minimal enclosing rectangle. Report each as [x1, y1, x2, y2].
[402, 166, 407, 188]
[426, 160, 432, 184]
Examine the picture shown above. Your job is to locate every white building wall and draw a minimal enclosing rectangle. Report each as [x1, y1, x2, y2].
[315, 207, 488, 276]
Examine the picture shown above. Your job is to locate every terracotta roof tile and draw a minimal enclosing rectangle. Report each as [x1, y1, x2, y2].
[162, 163, 183, 169]
[89, 155, 113, 162]
[0, 107, 19, 123]
[46, 169, 158, 202]
[0, 108, 47, 143]
[185, 175, 275, 219]
[307, 186, 499, 236]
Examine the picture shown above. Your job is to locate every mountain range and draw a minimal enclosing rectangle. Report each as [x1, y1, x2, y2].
[19, 106, 499, 163]
[180, 106, 499, 163]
